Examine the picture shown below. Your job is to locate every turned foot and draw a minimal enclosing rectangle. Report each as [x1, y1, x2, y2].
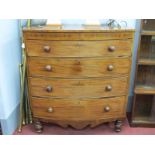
[114, 120, 122, 132]
[34, 119, 43, 133]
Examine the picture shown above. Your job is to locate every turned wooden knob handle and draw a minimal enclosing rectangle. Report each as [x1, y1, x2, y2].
[107, 64, 114, 71]
[46, 86, 53, 92]
[105, 85, 112, 91]
[45, 65, 52, 71]
[108, 46, 116, 52]
[43, 46, 51, 52]
[104, 106, 110, 112]
[47, 107, 53, 113]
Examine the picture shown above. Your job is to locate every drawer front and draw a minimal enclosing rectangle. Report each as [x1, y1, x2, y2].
[29, 77, 128, 98]
[31, 96, 126, 120]
[28, 57, 131, 78]
[24, 32, 134, 40]
[26, 40, 132, 57]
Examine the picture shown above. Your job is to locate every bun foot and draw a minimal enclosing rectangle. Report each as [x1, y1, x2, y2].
[34, 119, 43, 133]
[114, 120, 122, 132]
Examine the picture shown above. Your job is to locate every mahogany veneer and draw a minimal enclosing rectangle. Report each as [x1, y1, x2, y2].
[23, 25, 134, 132]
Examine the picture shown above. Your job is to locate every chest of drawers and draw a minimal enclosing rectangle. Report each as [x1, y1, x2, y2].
[23, 26, 134, 132]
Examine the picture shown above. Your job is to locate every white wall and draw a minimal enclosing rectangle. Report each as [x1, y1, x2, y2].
[0, 20, 21, 120]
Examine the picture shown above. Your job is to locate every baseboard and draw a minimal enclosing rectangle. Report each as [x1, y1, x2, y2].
[0, 104, 19, 135]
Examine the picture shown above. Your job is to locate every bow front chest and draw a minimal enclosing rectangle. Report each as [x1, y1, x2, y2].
[23, 26, 134, 132]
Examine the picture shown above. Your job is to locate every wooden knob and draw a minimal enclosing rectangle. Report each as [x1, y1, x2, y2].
[45, 65, 52, 71]
[46, 86, 53, 92]
[107, 64, 114, 71]
[108, 46, 116, 52]
[104, 106, 110, 112]
[47, 107, 53, 113]
[43, 46, 51, 52]
[105, 85, 112, 91]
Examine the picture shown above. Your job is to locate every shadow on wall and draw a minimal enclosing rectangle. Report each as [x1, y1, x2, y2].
[127, 19, 141, 112]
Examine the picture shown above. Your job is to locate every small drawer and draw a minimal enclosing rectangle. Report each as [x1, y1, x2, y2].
[26, 40, 132, 57]
[31, 96, 126, 120]
[29, 77, 128, 98]
[27, 57, 131, 78]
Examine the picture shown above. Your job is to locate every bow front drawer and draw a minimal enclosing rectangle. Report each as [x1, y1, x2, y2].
[26, 40, 132, 57]
[31, 96, 126, 120]
[27, 57, 131, 78]
[29, 77, 128, 98]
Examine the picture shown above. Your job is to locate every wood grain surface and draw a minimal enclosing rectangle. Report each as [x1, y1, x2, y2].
[23, 28, 134, 130]
[29, 77, 128, 98]
[27, 57, 131, 78]
[26, 40, 132, 57]
[31, 96, 126, 120]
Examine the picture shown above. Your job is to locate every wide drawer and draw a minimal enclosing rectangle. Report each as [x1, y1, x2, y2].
[27, 57, 131, 78]
[31, 96, 126, 120]
[26, 40, 132, 57]
[29, 77, 128, 98]
[24, 32, 134, 41]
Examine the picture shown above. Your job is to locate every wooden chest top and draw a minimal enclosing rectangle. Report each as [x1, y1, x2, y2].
[23, 25, 134, 40]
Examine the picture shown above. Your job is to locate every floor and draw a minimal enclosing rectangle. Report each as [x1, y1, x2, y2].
[14, 119, 155, 135]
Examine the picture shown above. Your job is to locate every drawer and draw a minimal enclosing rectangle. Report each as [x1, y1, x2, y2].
[27, 57, 131, 78]
[24, 32, 134, 41]
[31, 96, 126, 120]
[29, 77, 128, 98]
[26, 40, 132, 57]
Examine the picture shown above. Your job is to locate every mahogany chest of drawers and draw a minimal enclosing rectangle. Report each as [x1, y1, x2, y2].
[23, 26, 134, 132]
